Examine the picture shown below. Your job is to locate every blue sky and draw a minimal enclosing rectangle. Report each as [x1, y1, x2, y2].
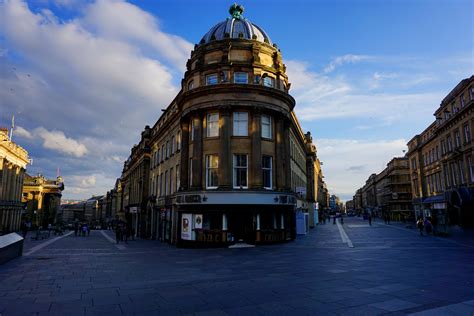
[1, 0, 472, 201]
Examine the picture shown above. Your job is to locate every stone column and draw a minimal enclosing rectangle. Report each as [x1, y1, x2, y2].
[191, 115, 203, 189]
[251, 111, 262, 189]
[219, 107, 232, 189]
[180, 119, 190, 190]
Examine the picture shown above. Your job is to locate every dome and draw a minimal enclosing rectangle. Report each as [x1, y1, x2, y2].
[200, 4, 272, 45]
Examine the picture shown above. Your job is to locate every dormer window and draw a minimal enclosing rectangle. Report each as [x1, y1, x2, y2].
[234, 72, 248, 84]
[206, 74, 218, 85]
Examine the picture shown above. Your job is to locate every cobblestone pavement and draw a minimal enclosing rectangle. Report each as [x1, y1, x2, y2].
[1, 216, 474, 315]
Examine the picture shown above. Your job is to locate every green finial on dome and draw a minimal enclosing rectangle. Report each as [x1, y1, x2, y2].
[229, 3, 244, 19]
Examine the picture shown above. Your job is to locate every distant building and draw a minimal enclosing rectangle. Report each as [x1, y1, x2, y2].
[61, 201, 86, 223]
[0, 128, 29, 234]
[407, 76, 474, 229]
[22, 174, 64, 227]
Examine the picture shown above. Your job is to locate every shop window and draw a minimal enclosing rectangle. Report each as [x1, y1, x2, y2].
[261, 115, 272, 139]
[262, 156, 273, 189]
[233, 112, 248, 136]
[205, 155, 219, 189]
[234, 72, 248, 84]
[206, 113, 219, 137]
[233, 154, 248, 188]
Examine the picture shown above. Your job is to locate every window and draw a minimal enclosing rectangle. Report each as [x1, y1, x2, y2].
[188, 80, 194, 90]
[263, 76, 274, 87]
[206, 74, 218, 85]
[170, 168, 174, 194]
[447, 136, 453, 152]
[262, 156, 272, 189]
[469, 156, 474, 182]
[166, 141, 170, 158]
[441, 140, 446, 155]
[206, 113, 219, 137]
[161, 145, 165, 161]
[165, 171, 169, 195]
[189, 159, 193, 186]
[155, 175, 160, 196]
[171, 136, 175, 154]
[160, 173, 164, 196]
[234, 72, 248, 84]
[459, 160, 465, 184]
[455, 130, 461, 148]
[411, 158, 417, 170]
[261, 115, 272, 139]
[233, 154, 248, 188]
[190, 119, 195, 142]
[460, 94, 465, 107]
[176, 165, 180, 191]
[177, 131, 181, 151]
[464, 124, 471, 143]
[233, 112, 248, 136]
[470, 87, 474, 101]
[205, 155, 219, 189]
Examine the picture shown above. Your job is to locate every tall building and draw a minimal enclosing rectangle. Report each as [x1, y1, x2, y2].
[119, 4, 322, 246]
[0, 128, 29, 234]
[407, 76, 474, 229]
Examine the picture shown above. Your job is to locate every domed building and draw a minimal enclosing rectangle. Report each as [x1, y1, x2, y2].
[120, 4, 323, 246]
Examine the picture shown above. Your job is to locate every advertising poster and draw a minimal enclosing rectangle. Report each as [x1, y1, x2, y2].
[194, 214, 203, 229]
[181, 213, 192, 240]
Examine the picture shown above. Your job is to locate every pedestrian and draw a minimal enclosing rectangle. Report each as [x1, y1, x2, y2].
[21, 221, 28, 238]
[417, 217, 424, 236]
[74, 222, 78, 237]
[87, 224, 91, 237]
[431, 215, 438, 236]
[47, 223, 52, 237]
[82, 223, 87, 237]
[122, 225, 128, 243]
[340, 216, 344, 225]
[368, 214, 372, 226]
[333, 215, 336, 225]
[387, 214, 391, 225]
[424, 218, 432, 235]
[115, 224, 121, 244]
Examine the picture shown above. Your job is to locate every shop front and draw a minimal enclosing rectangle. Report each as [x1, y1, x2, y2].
[175, 191, 296, 247]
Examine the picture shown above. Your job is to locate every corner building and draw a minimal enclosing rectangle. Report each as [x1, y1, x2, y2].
[123, 5, 320, 246]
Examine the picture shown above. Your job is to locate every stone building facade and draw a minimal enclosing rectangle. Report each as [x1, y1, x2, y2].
[407, 76, 474, 229]
[22, 174, 64, 227]
[118, 5, 323, 246]
[0, 128, 29, 234]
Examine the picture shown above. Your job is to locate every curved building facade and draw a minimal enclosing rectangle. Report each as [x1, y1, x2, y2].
[121, 5, 321, 246]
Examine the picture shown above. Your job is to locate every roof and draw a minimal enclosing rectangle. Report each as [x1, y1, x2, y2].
[200, 4, 272, 45]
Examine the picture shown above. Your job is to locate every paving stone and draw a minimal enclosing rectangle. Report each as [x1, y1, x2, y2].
[370, 298, 421, 312]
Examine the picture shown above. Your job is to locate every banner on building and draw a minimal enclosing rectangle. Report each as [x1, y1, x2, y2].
[181, 213, 193, 240]
[194, 214, 203, 229]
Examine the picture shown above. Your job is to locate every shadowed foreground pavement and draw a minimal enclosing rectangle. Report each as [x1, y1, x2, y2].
[1, 216, 473, 315]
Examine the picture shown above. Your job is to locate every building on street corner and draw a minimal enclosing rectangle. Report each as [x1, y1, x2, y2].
[116, 4, 326, 246]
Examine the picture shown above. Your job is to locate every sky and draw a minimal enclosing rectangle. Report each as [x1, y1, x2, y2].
[1, 0, 473, 202]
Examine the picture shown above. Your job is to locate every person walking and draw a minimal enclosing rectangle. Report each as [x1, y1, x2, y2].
[115, 223, 122, 244]
[21, 221, 28, 238]
[417, 217, 424, 236]
[424, 217, 432, 235]
[87, 223, 91, 237]
[47, 223, 52, 237]
[368, 214, 372, 226]
[74, 221, 78, 237]
[333, 215, 336, 225]
[340, 216, 344, 225]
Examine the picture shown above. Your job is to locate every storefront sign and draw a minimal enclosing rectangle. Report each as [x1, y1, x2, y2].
[194, 214, 203, 229]
[181, 213, 193, 240]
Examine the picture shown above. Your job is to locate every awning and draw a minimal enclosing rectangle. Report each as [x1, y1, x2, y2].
[422, 194, 445, 204]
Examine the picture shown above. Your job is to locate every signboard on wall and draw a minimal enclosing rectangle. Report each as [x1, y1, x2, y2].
[181, 213, 193, 240]
[194, 214, 203, 229]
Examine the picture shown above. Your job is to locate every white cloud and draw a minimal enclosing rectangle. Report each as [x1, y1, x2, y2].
[0, 0, 194, 199]
[316, 138, 408, 201]
[15, 126, 34, 139]
[323, 54, 372, 73]
[35, 127, 88, 157]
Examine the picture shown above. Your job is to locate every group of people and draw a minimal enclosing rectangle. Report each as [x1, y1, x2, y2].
[416, 216, 436, 236]
[114, 222, 134, 243]
[74, 222, 91, 237]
